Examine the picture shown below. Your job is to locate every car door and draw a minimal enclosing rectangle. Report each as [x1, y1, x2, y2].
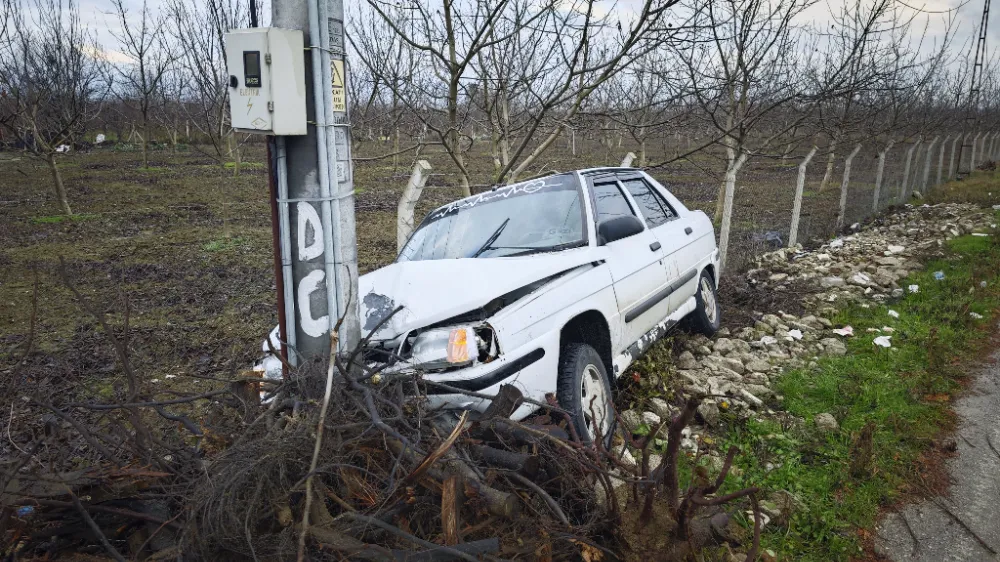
[588, 177, 671, 347]
[619, 175, 699, 310]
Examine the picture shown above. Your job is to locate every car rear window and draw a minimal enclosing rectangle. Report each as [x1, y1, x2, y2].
[621, 178, 676, 227]
[592, 181, 636, 223]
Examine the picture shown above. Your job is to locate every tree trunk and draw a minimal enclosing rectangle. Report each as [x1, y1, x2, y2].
[141, 119, 149, 169]
[46, 152, 72, 215]
[233, 136, 242, 177]
[718, 150, 748, 271]
[639, 137, 646, 167]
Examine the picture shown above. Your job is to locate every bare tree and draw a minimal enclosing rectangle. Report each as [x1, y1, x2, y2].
[673, 0, 813, 265]
[167, 0, 250, 166]
[0, 0, 108, 215]
[354, 0, 682, 192]
[108, 0, 177, 169]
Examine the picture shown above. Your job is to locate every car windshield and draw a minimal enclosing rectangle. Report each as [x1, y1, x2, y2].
[398, 174, 586, 262]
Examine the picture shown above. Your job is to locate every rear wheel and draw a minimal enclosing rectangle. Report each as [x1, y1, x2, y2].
[686, 269, 720, 336]
[557, 343, 614, 446]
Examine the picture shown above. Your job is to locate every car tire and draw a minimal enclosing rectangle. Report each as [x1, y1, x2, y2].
[557, 343, 615, 446]
[686, 269, 721, 337]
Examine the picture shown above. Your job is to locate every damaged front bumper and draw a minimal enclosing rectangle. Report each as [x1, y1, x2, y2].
[407, 327, 562, 422]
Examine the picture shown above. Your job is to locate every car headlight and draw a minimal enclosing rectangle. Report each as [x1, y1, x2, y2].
[410, 326, 478, 370]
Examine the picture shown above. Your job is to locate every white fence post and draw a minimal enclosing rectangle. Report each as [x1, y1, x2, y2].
[949, 134, 964, 180]
[621, 152, 636, 167]
[920, 136, 939, 194]
[836, 143, 862, 229]
[971, 131, 982, 172]
[936, 135, 949, 187]
[397, 160, 432, 253]
[788, 145, 818, 248]
[873, 140, 895, 212]
[901, 139, 920, 201]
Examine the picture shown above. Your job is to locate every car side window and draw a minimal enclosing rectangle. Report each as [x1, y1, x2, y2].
[621, 178, 676, 227]
[592, 181, 636, 223]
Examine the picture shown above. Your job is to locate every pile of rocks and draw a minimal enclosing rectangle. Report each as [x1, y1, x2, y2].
[622, 203, 996, 436]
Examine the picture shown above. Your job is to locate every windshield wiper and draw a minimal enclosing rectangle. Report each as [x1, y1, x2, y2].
[503, 240, 587, 257]
[470, 217, 510, 258]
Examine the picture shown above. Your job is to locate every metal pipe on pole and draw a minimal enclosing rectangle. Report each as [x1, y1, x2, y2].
[318, 0, 361, 351]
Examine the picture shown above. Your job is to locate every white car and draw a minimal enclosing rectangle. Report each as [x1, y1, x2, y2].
[262, 168, 720, 441]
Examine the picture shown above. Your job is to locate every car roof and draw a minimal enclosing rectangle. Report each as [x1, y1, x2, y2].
[576, 167, 642, 175]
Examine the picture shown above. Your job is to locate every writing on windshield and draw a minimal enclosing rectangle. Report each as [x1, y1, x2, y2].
[426, 178, 556, 222]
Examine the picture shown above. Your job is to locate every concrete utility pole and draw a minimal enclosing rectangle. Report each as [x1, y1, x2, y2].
[273, 0, 360, 363]
[957, 0, 991, 179]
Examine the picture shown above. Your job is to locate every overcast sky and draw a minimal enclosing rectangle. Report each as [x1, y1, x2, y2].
[77, 0, 995, 65]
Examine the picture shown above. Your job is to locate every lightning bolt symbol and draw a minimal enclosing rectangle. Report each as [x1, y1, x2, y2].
[246, 96, 254, 115]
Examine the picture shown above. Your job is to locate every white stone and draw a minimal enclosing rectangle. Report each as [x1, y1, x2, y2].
[814, 413, 839, 433]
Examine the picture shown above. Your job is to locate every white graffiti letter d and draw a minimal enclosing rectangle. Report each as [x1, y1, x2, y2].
[297, 202, 324, 261]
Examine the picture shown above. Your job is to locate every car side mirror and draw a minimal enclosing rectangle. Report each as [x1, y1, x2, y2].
[597, 215, 645, 245]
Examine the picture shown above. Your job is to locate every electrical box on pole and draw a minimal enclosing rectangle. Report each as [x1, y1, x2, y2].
[225, 28, 307, 136]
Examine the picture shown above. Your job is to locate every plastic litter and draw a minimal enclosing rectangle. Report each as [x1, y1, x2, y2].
[970, 312, 984, 320]
[972, 233, 989, 237]
[908, 284, 919, 293]
[873, 336, 892, 348]
[832, 326, 853, 337]
[981, 281, 988, 288]
[934, 271, 946, 281]
[882, 326, 895, 333]
[887, 310, 900, 319]
[787, 329, 803, 340]
[16, 506, 33, 517]
[760, 335, 778, 346]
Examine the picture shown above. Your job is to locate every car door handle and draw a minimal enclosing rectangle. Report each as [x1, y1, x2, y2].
[684, 226, 693, 235]
[649, 242, 661, 251]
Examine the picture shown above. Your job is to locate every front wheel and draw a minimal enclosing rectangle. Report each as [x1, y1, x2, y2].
[685, 269, 720, 337]
[556, 343, 615, 446]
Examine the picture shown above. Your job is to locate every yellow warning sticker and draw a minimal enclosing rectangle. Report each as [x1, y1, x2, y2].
[331, 59, 346, 113]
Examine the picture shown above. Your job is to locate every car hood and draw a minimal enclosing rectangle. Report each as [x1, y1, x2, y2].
[360, 248, 596, 340]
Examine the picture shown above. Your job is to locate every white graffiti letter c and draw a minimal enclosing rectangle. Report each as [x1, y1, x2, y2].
[297, 202, 324, 261]
[298, 269, 329, 337]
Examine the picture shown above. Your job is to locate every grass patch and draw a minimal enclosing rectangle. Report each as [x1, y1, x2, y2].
[718, 229, 1000, 561]
[138, 166, 169, 173]
[202, 236, 249, 252]
[223, 161, 265, 169]
[30, 213, 99, 224]
[927, 169, 1000, 207]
